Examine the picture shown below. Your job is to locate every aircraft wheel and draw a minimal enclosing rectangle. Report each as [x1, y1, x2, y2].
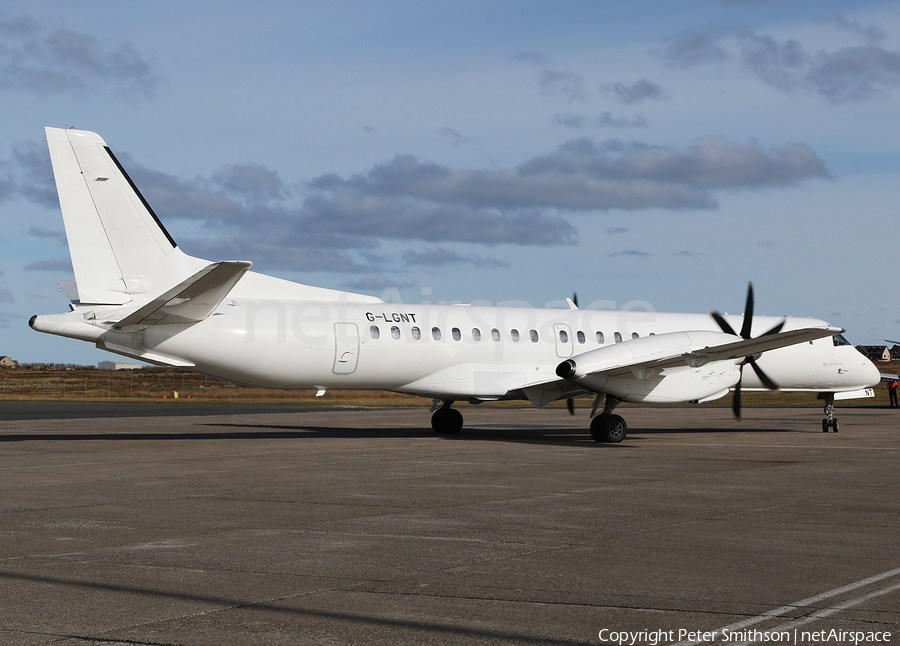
[589, 414, 627, 443]
[822, 419, 829, 433]
[603, 414, 627, 443]
[431, 407, 463, 434]
[589, 414, 607, 442]
[832, 418, 840, 433]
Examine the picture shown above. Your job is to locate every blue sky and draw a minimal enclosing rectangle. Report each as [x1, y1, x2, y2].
[2, 0, 900, 364]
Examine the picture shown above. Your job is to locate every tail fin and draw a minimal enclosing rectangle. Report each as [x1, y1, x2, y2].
[46, 127, 202, 305]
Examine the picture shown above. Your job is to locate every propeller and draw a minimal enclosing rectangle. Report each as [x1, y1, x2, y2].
[710, 283, 783, 420]
[565, 292, 579, 415]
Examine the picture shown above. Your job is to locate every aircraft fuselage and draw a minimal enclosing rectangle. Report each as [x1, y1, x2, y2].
[36, 297, 877, 404]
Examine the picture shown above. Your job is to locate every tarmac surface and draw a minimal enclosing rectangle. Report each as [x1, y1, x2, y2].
[0, 401, 897, 646]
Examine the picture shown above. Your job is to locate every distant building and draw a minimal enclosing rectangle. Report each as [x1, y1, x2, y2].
[857, 345, 891, 362]
[889, 344, 900, 361]
[0, 356, 18, 368]
[98, 361, 142, 371]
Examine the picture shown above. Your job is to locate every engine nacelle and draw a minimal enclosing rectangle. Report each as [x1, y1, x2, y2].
[556, 330, 742, 404]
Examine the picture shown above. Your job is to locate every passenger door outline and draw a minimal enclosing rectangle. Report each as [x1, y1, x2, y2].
[333, 322, 360, 374]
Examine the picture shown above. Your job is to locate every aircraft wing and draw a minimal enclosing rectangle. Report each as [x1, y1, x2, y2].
[560, 326, 841, 380]
[519, 325, 842, 406]
[113, 261, 252, 329]
[678, 326, 843, 369]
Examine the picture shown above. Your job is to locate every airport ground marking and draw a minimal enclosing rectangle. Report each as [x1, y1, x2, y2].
[671, 566, 900, 646]
[724, 579, 900, 646]
[654, 443, 900, 452]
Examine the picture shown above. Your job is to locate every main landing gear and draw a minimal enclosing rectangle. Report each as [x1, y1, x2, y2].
[821, 393, 840, 433]
[589, 395, 627, 443]
[430, 396, 628, 442]
[431, 400, 463, 434]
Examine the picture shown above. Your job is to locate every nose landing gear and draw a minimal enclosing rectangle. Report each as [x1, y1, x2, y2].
[820, 393, 839, 432]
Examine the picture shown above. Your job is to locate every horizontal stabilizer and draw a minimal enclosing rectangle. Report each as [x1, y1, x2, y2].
[102, 342, 196, 367]
[114, 261, 252, 329]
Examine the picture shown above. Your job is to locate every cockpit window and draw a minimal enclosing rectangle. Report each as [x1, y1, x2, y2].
[832, 334, 851, 346]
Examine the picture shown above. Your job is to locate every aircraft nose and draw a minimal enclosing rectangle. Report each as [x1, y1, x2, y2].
[860, 355, 881, 388]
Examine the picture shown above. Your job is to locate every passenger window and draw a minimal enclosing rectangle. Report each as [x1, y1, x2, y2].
[411, 326, 421, 340]
[391, 326, 401, 340]
[491, 328, 500, 342]
[614, 332, 623, 343]
[596, 331, 604, 344]
[432, 327, 441, 341]
[559, 330, 568, 343]
[472, 328, 481, 341]
[370, 325, 380, 339]
[632, 332, 639, 339]
[530, 329, 539, 343]
[511, 329, 520, 342]
[452, 327, 461, 341]
[577, 331, 585, 344]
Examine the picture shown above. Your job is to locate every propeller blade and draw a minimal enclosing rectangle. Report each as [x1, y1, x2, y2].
[711, 311, 737, 337]
[732, 364, 743, 420]
[739, 282, 754, 340]
[760, 320, 785, 337]
[572, 292, 579, 308]
[749, 358, 779, 391]
[566, 398, 575, 416]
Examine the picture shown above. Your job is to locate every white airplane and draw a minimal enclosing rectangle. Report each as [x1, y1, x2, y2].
[30, 127, 880, 441]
